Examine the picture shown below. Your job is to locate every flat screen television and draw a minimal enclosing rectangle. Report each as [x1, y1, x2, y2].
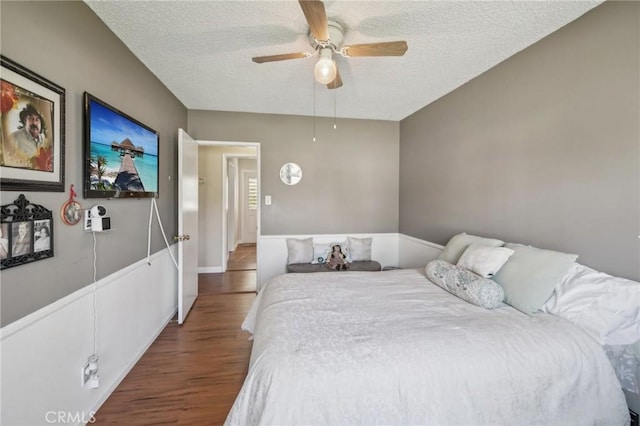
[83, 92, 159, 199]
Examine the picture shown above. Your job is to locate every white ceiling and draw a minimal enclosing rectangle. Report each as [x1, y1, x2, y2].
[85, 1, 602, 121]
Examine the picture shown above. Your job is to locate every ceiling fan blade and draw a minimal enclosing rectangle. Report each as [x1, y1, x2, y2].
[252, 52, 310, 63]
[343, 41, 408, 57]
[327, 67, 343, 89]
[298, 0, 329, 41]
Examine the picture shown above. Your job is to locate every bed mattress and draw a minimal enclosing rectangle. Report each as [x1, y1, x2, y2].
[226, 268, 629, 425]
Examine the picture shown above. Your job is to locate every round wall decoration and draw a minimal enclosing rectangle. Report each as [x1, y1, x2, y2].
[279, 163, 302, 185]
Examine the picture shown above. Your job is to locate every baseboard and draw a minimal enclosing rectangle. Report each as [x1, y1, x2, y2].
[199, 266, 223, 273]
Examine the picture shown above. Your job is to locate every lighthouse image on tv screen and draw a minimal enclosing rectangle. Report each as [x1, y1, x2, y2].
[84, 92, 159, 199]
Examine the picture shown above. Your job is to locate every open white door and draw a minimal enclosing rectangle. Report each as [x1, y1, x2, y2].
[177, 129, 198, 324]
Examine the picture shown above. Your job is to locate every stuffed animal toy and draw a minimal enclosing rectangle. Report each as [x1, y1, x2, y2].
[326, 244, 349, 271]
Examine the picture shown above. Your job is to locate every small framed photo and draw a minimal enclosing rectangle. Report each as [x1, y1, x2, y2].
[0, 223, 9, 260]
[11, 221, 32, 257]
[33, 219, 52, 252]
[0, 55, 65, 192]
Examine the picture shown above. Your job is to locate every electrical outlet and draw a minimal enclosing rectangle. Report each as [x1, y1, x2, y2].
[83, 210, 91, 231]
[87, 374, 99, 389]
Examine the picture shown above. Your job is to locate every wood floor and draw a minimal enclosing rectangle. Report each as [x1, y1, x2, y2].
[94, 245, 257, 425]
[226, 243, 257, 272]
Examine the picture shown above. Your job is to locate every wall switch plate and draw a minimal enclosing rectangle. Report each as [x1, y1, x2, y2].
[87, 374, 99, 389]
[265, 195, 272, 206]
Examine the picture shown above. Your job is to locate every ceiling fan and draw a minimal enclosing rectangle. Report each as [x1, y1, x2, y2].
[252, 0, 408, 89]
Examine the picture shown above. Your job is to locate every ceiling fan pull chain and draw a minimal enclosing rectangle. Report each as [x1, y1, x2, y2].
[313, 76, 317, 142]
[333, 89, 337, 130]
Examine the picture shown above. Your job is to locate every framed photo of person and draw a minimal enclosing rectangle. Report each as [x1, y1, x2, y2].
[0, 223, 9, 260]
[33, 219, 52, 252]
[1, 194, 53, 270]
[0, 55, 65, 192]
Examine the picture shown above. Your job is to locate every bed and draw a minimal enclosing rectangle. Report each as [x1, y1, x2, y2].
[225, 267, 630, 425]
[605, 341, 640, 395]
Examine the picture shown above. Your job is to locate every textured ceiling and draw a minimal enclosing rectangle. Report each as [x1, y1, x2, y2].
[85, 1, 602, 121]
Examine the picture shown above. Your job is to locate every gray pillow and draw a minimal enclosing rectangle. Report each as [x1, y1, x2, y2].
[286, 238, 314, 264]
[437, 233, 504, 264]
[425, 260, 505, 309]
[492, 243, 578, 315]
[347, 236, 372, 262]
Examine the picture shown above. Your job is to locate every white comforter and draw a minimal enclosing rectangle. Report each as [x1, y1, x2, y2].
[225, 269, 629, 426]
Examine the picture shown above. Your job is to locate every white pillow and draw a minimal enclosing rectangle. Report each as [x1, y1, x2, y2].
[347, 237, 372, 262]
[544, 263, 640, 345]
[311, 243, 331, 264]
[437, 232, 504, 264]
[286, 238, 313, 265]
[457, 243, 514, 278]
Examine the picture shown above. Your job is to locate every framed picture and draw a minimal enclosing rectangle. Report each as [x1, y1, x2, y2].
[0, 55, 65, 192]
[0, 223, 8, 260]
[11, 221, 32, 257]
[1, 194, 53, 269]
[33, 219, 52, 252]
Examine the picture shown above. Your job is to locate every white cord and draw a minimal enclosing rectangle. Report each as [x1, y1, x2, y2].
[92, 231, 98, 356]
[91, 198, 177, 362]
[147, 198, 178, 269]
[147, 198, 154, 265]
[333, 89, 337, 129]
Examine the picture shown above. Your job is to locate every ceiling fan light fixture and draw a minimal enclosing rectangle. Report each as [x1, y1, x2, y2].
[314, 48, 337, 84]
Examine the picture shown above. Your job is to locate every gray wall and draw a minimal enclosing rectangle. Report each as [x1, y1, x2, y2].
[1, 1, 187, 326]
[188, 111, 399, 235]
[399, 1, 639, 280]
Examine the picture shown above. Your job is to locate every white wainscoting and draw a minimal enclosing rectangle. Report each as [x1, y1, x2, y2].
[0, 247, 178, 426]
[257, 233, 444, 290]
[398, 234, 444, 269]
[257, 233, 399, 290]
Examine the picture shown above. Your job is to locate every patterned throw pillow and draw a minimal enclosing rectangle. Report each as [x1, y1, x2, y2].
[425, 260, 505, 309]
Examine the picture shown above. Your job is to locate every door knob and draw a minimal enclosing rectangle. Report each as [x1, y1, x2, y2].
[174, 234, 191, 241]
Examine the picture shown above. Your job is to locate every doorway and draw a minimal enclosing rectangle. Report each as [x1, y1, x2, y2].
[197, 142, 259, 293]
[222, 153, 257, 270]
